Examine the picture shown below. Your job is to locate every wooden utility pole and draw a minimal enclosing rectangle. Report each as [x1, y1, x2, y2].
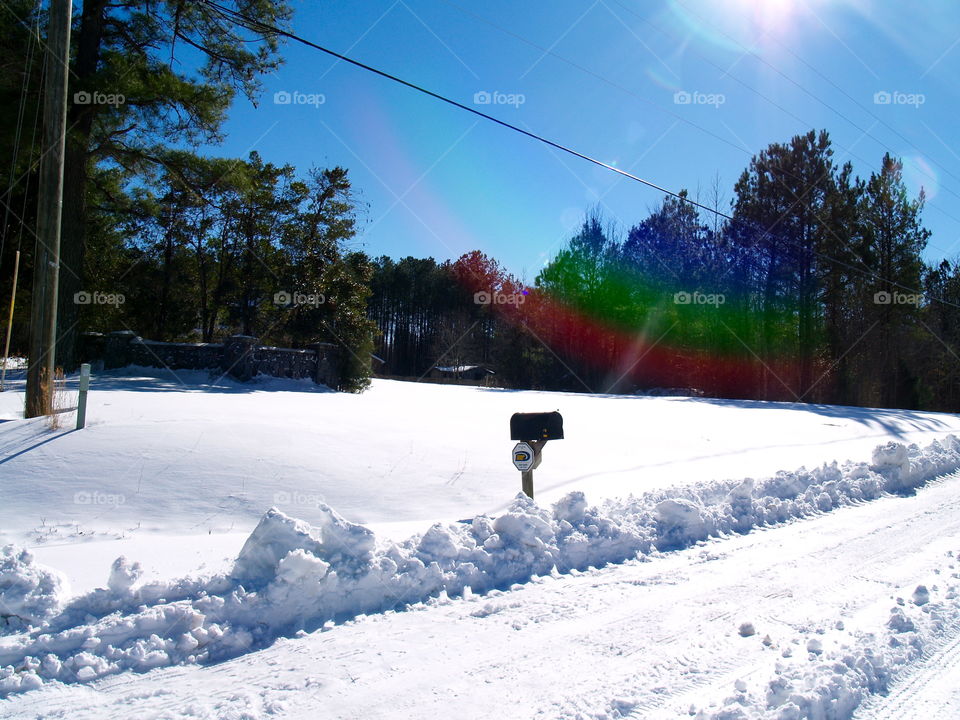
[25, 0, 72, 417]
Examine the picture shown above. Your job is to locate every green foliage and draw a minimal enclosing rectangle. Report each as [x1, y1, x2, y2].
[0, 0, 951, 409]
[366, 132, 953, 409]
[87, 151, 375, 391]
[0, 0, 44, 356]
[52, 0, 294, 365]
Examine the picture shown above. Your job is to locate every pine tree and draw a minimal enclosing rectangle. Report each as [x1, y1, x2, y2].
[55, 0, 291, 367]
[730, 130, 841, 399]
[859, 153, 930, 407]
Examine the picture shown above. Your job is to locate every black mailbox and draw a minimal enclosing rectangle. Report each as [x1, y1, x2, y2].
[510, 411, 564, 441]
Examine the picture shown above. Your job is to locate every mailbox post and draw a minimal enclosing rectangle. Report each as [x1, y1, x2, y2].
[510, 412, 563, 499]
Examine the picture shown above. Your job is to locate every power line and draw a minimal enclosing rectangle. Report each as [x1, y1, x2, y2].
[199, 0, 960, 310]
[614, 0, 960, 230]
[433, 0, 917, 279]
[202, 0, 730, 218]
[442, 0, 960, 233]
[1, 0, 43, 274]
[436, 0, 804, 191]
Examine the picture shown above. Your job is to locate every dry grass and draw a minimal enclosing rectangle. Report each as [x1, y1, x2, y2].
[43, 367, 70, 430]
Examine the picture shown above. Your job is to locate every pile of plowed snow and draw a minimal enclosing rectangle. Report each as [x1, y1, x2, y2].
[1, 435, 959, 696]
[0, 547, 68, 634]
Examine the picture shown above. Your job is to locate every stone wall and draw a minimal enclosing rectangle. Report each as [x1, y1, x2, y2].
[79, 331, 340, 389]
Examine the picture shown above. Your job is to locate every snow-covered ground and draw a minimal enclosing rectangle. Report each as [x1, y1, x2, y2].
[1, 366, 960, 718]
[2, 366, 958, 543]
[8, 475, 960, 720]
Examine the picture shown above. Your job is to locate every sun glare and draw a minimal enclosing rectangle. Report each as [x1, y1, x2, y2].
[732, 0, 797, 31]
[668, 0, 807, 52]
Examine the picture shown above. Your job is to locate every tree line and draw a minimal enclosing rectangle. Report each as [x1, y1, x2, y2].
[1, 2, 957, 408]
[368, 131, 960, 412]
[0, 0, 374, 391]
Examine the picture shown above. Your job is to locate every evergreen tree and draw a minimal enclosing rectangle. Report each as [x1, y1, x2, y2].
[919, 260, 960, 410]
[54, 0, 291, 366]
[818, 162, 868, 404]
[859, 153, 930, 407]
[730, 130, 841, 399]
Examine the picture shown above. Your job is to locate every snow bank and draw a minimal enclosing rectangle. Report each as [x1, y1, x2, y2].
[231, 504, 375, 587]
[0, 546, 67, 634]
[643, 434, 960, 549]
[1, 435, 959, 697]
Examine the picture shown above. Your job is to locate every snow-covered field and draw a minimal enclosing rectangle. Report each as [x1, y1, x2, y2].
[1, 366, 960, 718]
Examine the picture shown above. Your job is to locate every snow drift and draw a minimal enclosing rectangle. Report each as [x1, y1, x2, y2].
[0, 546, 68, 635]
[1, 434, 959, 697]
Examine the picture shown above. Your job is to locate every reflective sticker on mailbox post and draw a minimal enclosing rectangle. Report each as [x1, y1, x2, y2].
[512, 442, 535, 471]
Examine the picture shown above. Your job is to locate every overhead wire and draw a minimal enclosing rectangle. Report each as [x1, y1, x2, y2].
[1, 1, 43, 275]
[198, 0, 960, 309]
[442, 0, 960, 240]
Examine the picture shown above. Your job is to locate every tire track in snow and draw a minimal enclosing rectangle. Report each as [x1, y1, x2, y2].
[859, 618, 960, 720]
[466, 480, 960, 719]
[581, 476, 960, 719]
[6, 477, 960, 719]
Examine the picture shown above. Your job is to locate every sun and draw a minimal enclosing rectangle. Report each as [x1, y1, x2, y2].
[667, 0, 806, 53]
[732, 0, 798, 30]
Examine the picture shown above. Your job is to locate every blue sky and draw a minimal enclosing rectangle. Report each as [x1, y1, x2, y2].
[207, 0, 960, 282]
